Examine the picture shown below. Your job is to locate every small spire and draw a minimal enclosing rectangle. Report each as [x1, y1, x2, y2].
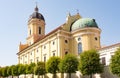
[35, 2, 39, 12]
[66, 12, 71, 22]
[67, 12, 71, 17]
[20, 42, 21, 45]
[76, 9, 79, 14]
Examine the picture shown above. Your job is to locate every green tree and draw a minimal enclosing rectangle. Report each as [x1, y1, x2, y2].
[0, 67, 2, 77]
[46, 57, 61, 78]
[34, 62, 46, 78]
[23, 64, 28, 78]
[0, 67, 5, 77]
[12, 64, 22, 78]
[7, 65, 14, 78]
[18, 64, 27, 78]
[110, 48, 120, 77]
[79, 50, 103, 78]
[1, 67, 4, 78]
[25, 64, 30, 74]
[26, 63, 36, 78]
[1, 66, 9, 78]
[59, 54, 79, 78]
[11, 65, 16, 77]
[12, 65, 19, 78]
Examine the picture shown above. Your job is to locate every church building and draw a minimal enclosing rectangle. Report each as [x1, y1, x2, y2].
[17, 6, 101, 64]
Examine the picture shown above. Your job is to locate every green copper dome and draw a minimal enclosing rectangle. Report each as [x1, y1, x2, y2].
[71, 18, 98, 31]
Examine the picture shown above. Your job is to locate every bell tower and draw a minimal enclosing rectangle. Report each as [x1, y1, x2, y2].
[27, 6, 45, 45]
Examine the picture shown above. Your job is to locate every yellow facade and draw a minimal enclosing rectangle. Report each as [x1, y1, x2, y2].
[17, 6, 101, 64]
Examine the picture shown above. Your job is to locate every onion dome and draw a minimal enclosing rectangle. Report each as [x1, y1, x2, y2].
[29, 6, 45, 21]
[71, 18, 98, 31]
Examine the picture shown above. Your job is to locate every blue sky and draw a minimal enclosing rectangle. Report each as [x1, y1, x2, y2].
[0, 0, 120, 66]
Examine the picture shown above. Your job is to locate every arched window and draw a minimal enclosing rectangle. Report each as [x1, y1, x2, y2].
[29, 29, 31, 35]
[39, 27, 41, 34]
[78, 43, 82, 54]
[78, 37, 81, 41]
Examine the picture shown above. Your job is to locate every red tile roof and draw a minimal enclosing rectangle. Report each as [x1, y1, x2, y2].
[99, 43, 120, 50]
[17, 23, 65, 54]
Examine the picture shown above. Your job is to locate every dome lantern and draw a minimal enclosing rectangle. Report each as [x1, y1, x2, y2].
[29, 6, 45, 21]
[35, 5, 38, 12]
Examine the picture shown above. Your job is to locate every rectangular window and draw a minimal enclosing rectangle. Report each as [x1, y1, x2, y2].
[31, 52, 32, 55]
[25, 61, 27, 64]
[37, 49, 39, 53]
[53, 53, 55, 56]
[30, 59, 33, 63]
[25, 55, 27, 58]
[101, 57, 106, 65]
[39, 27, 41, 34]
[20, 57, 22, 60]
[36, 57, 39, 63]
[44, 56, 46, 62]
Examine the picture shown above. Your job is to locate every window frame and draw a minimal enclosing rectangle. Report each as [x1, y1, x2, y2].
[78, 42, 82, 54]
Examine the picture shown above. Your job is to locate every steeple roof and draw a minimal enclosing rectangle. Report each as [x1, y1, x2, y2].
[29, 6, 45, 21]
